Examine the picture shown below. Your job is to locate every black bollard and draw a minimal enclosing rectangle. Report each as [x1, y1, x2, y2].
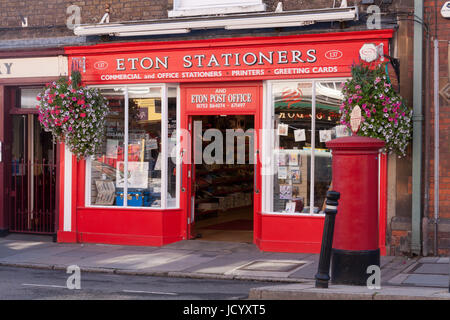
[315, 191, 340, 289]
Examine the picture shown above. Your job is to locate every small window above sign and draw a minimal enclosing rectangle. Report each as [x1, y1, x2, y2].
[169, 0, 266, 17]
[19, 87, 43, 109]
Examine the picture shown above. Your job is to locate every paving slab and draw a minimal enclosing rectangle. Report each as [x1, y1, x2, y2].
[387, 273, 410, 285]
[137, 252, 223, 272]
[0, 245, 84, 264]
[418, 257, 439, 263]
[437, 257, 450, 264]
[402, 274, 449, 288]
[380, 256, 396, 267]
[163, 240, 243, 252]
[287, 260, 318, 280]
[413, 263, 449, 275]
[183, 252, 269, 274]
[225, 260, 312, 278]
[75, 248, 194, 270]
[263, 252, 315, 261]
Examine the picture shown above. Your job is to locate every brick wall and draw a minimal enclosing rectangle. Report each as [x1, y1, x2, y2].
[0, 0, 169, 40]
[423, 0, 450, 255]
[0, 0, 370, 41]
[1, 0, 433, 256]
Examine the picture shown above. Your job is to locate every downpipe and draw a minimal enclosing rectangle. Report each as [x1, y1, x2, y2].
[433, 38, 440, 256]
[411, 0, 424, 256]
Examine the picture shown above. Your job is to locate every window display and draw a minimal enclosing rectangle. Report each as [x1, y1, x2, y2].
[86, 86, 179, 209]
[269, 80, 348, 215]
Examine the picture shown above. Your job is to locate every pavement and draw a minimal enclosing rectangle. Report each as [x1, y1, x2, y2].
[0, 234, 449, 300]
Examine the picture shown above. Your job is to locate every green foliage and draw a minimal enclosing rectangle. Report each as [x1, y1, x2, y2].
[340, 63, 412, 157]
[36, 76, 109, 160]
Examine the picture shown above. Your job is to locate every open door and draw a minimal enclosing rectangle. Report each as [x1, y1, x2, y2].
[180, 82, 262, 243]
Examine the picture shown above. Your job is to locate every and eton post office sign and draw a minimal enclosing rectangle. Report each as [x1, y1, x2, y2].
[65, 31, 392, 84]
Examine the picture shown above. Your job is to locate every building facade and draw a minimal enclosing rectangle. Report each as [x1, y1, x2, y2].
[0, 0, 447, 255]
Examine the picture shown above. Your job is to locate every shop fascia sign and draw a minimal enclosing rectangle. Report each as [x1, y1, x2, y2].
[72, 39, 389, 83]
[0, 62, 13, 75]
[114, 49, 319, 71]
[0, 57, 68, 79]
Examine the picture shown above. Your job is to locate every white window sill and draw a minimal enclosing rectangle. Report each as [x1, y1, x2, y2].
[261, 212, 326, 218]
[168, 4, 266, 18]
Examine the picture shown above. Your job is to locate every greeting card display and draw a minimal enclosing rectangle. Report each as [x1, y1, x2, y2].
[288, 153, 299, 166]
[278, 166, 288, 180]
[280, 184, 292, 200]
[278, 123, 289, 136]
[278, 152, 288, 166]
[319, 130, 332, 143]
[285, 202, 296, 213]
[294, 129, 306, 142]
[290, 168, 301, 184]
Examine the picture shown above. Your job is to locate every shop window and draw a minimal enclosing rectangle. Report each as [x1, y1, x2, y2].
[265, 80, 349, 215]
[86, 85, 179, 209]
[168, 0, 266, 17]
[167, 87, 178, 208]
[18, 87, 43, 109]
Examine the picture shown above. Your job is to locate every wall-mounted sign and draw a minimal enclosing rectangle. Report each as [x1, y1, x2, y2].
[66, 32, 392, 84]
[184, 86, 259, 113]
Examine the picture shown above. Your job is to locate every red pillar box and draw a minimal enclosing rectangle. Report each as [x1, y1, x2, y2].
[326, 136, 385, 285]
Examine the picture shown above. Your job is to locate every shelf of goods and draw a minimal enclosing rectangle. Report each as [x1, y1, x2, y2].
[195, 164, 254, 217]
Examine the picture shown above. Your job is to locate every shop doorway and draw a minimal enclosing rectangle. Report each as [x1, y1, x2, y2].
[190, 115, 255, 243]
[8, 113, 57, 234]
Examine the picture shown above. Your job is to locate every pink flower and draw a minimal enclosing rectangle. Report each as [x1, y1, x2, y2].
[383, 108, 388, 113]
[80, 113, 86, 118]
[77, 100, 85, 105]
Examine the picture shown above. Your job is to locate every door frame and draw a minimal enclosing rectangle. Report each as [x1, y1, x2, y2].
[3, 83, 60, 235]
[179, 81, 263, 242]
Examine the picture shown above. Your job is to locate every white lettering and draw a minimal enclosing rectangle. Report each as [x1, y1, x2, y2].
[116, 58, 125, 71]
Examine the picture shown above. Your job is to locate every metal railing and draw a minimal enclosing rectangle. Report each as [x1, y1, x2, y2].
[8, 159, 56, 234]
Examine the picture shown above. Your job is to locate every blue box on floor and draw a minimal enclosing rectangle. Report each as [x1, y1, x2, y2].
[115, 190, 143, 207]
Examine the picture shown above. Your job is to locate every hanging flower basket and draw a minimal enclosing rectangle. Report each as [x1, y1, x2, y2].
[36, 71, 109, 160]
[339, 62, 413, 157]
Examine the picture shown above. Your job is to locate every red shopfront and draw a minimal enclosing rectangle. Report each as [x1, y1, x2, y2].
[60, 30, 392, 254]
